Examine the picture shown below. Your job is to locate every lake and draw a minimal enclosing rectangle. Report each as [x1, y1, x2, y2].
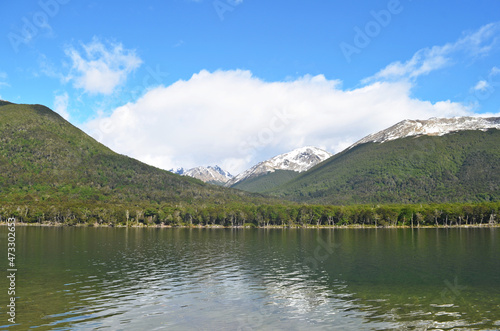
[1, 227, 499, 330]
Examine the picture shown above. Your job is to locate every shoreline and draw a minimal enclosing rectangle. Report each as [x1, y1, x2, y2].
[1, 222, 498, 229]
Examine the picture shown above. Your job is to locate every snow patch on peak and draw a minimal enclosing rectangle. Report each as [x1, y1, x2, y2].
[349, 116, 500, 149]
[226, 146, 332, 187]
[170, 165, 233, 184]
[208, 165, 233, 178]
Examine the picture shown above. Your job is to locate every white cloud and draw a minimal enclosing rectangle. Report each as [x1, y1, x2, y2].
[53, 92, 70, 120]
[0, 72, 9, 88]
[38, 54, 64, 80]
[474, 80, 489, 91]
[84, 70, 471, 175]
[462, 65, 500, 112]
[470, 66, 500, 96]
[64, 37, 142, 95]
[365, 22, 500, 83]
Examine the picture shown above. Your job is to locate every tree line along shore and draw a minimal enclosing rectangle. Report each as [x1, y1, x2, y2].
[1, 201, 498, 228]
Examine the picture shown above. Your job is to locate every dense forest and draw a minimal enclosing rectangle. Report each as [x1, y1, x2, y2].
[1, 201, 498, 227]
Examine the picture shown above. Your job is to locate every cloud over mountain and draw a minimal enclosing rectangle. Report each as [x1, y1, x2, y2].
[84, 69, 471, 174]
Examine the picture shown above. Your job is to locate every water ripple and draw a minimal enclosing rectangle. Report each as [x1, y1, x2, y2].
[5, 227, 500, 330]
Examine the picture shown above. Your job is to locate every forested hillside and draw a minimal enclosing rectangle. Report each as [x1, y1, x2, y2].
[0, 102, 279, 223]
[231, 170, 300, 193]
[268, 130, 500, 204]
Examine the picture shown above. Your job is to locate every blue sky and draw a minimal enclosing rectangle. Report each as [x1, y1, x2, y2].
[1, 0, 500, 173]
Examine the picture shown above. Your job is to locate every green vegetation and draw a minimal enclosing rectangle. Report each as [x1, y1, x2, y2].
[1, 201, 498, 227]
[0, 102, 279, 211]
[231, 169, 300, 193]
[0, 102, 499, 227]
[268, 130, 500, 204]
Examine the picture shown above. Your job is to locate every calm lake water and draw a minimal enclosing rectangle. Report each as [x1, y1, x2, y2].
[1, 227, 499, 330]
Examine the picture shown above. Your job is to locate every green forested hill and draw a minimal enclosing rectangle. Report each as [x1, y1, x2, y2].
[0, 102, 268, 209]
[231, 170, 300, 193]
[267, 130, 500, 204]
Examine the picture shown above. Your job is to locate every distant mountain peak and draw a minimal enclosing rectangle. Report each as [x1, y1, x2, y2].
[170, 165, 233, 185]
[207, 165, 233, 178]
[226, 146, 332, 187]
[349, 116, 500, 149]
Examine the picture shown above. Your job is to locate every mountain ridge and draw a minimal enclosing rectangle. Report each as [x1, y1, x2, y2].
[349, 116, 500, 149]
[226, 146, 332, 188]
[171, 165, 233, 185]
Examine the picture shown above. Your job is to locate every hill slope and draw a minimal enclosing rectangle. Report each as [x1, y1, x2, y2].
[268, 129, 500, 204]
[0, 102, 262, 207]
[231, 169, 301, 193]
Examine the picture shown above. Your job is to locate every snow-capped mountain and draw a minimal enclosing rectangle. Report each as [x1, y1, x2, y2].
[349, 116, 500, 149]
[225, 146, 332, 187]
[171, 166, 233, 184]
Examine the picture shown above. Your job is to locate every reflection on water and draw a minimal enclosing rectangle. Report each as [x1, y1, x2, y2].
[0, 227, 499, 330]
